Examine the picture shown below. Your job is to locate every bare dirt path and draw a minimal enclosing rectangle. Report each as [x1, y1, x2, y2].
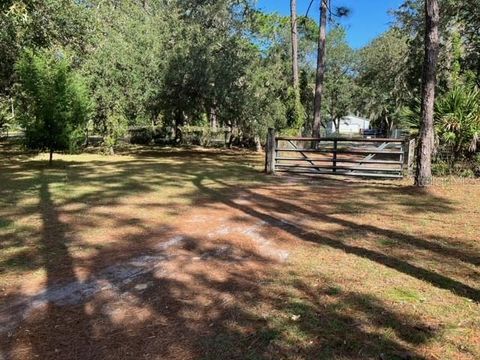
[0, 203, 291, 337]
[0, 169, 297, 359]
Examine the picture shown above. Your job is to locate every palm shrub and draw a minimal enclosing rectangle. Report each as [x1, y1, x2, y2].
[15, 48, 92, 163]
[398, 98, 421, 136]
[435, 84, 480, 165]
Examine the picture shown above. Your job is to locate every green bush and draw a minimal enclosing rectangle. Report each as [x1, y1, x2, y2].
[435, 84, 480, 163]
[286, 87, 306, 131]
[432, 160, 451, 177]
[471, 153, 480, 177]
[102, 111, 128, 154]
[180, 126, 228, 147]
[458, 167, 475, 178]
[0, 98, 13, 138]
[15, 48, 92, 162]
[129, 127, 154, 145]
[432, 157, 480, 177]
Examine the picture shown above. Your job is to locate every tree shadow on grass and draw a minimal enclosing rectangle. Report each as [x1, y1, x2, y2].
[27, 171, 100, 359]
[193, 176, 480, 302]
[0, 147, 475, 359]
[2, 250, 437, 359]
[0, 167, 438, 360]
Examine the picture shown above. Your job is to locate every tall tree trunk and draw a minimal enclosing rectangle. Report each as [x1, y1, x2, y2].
[312, 0, 327, 138]
[254, 135, 262, 152]
[334, 118, 340, 134]
[208, 103, 217, 129]
[49, 148, 53, 165]
[290, 0, 299, 89]
[415, 0, 440, 187]
[174, 110, 184, 144]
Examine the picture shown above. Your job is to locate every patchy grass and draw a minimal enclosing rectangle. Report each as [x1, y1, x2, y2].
[387, 287, 426, 303]
[0, 140, 479, 360]
[378, 238, 399, 247]
[0, 218, 13, 229]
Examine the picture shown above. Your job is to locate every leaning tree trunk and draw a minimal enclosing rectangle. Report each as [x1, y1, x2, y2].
[290, 0, 299, 89]
[312, 0, 327, 138]
[415, 0, 440, 187]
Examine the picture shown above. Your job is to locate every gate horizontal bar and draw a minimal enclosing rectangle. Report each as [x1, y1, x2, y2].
[276, 137, 404, 143]
[276, 168, 403, 178]
[275, 157, 403, 165]
[276, 148, 403, 155]
[276, 164, 402, 172]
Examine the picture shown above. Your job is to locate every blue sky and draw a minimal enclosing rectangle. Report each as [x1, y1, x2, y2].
[256, 0, 404, 48]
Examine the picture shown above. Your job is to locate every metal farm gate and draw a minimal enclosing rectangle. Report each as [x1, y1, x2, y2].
[265, 129, 415, 179]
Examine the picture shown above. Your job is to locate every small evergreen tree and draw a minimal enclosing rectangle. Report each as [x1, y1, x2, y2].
[15, 48, 92, 163]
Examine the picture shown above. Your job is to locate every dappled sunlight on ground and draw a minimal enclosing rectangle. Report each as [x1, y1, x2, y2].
[0, 143, 479, 359]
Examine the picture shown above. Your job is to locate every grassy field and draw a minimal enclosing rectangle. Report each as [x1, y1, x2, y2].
[1, 140, 479, 360]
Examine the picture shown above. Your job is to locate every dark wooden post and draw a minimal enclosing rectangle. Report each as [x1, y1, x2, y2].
[407, 138, 416, 176]
[332, 139, 338, 173]
[265, 128, 277, 175]
[400, 140, 406, 175]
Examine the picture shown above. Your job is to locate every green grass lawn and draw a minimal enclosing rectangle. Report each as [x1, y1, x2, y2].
[1, 141, 479, 360]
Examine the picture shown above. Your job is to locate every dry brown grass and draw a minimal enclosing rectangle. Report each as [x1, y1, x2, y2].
[0, 141, 479, 359]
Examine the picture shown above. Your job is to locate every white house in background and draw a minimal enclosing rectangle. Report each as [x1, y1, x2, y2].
[326, 115, 371, 135]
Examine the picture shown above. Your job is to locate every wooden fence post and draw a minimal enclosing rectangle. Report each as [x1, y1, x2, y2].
[265, 128, 277, 174]
[407, 138, 416, 176]
[333, 139, 338, 172]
